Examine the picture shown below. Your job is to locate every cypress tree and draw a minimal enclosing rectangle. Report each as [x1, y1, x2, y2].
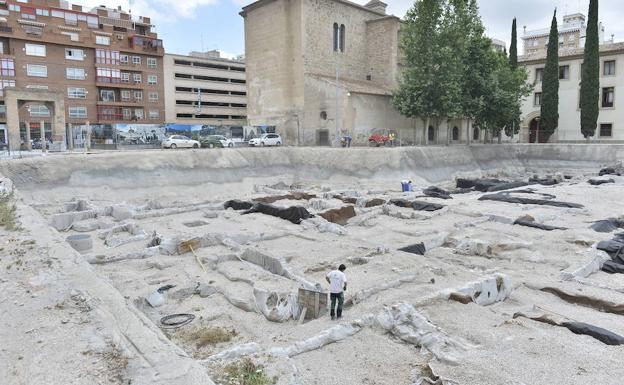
[580, 0, 600, 139]
[509, 18, 518, 69]
[540, 10, 559, 142]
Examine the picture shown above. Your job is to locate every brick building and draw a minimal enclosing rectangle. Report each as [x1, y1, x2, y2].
[163, 51, 247, 127]
[0, 0, 164, 148]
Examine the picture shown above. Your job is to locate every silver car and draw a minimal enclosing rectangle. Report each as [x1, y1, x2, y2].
[162, 135, 200, 149]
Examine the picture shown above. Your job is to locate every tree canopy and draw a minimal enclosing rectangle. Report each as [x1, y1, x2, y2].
[394, 0, 530, 142]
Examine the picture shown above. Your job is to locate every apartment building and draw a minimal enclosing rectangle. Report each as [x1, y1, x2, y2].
[163, 51, 247, 127]
[519, 13, 623, 143]
[0, 0, 164, 147]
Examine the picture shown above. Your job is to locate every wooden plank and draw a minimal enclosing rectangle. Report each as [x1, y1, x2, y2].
[177, 238, 201, 254]
[298, 308, 307, 325]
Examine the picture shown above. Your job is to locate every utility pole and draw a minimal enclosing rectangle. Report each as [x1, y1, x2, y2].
[335, 54, 340, 146]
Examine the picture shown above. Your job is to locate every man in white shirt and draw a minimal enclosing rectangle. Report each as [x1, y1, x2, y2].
[326, 264, 347, 320]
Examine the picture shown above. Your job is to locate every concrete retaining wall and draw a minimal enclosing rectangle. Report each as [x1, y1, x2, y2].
[1, 144, 622, 190]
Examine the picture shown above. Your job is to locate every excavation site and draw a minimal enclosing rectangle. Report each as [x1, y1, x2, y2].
[2, 144, 624, 385]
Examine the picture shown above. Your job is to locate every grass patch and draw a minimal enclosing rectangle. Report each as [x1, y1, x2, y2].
[196, 327, 237, 349]
[217, 358, 276, 385]
[0, 192, 19, 231]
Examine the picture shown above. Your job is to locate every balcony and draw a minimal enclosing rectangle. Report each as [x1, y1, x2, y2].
[97, 106, 144, 122]
[129, 35, 162, 52]
[0, 26, 12, 34]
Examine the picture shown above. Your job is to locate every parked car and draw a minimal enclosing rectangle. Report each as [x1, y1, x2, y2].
[162, 135, 200, 149]
[248, 133, 282, 147]
[204, 135, 234, 148]
[200, 136, 224, 149]
[368, 130, 398, 147]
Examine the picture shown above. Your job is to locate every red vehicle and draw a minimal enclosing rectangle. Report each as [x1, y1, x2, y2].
[368, 130, 398, 147]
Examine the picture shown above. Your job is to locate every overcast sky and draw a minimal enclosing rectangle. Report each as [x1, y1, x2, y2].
[72, 0, 623, 57]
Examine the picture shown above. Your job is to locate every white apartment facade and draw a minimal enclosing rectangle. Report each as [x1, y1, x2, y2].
[163, 52, 247, 126]
[519, 14, 622, 143]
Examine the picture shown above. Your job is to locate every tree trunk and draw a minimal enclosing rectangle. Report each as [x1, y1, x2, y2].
[466, 119, 471, 146]
[424, 117, 429, 145]
[446, 119, 451, 146]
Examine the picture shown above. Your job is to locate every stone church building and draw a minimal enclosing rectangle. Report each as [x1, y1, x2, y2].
[240, 0, 470, 146]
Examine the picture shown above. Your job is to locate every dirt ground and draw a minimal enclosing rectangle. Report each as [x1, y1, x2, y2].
[1, 147, 624, 385]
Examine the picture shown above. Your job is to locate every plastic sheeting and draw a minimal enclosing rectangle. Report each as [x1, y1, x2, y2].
[423, 186, 452, 200]
[243, 203, 313, 224]
[224, 200, 254, 210]
[514, 217, 567, 231]
[398, 243, 426, 255]
[478, 191, 584, 208]
[591, 218, 624, 233]
[390, 199, 445, 212]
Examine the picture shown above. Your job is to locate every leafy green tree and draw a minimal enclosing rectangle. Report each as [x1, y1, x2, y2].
[393, 0, 445, 144]
[580, 0, 600, 139]
[539, 10, 560, 142]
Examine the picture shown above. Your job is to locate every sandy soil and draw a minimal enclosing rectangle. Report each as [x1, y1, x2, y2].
[2, 147, 624, 385]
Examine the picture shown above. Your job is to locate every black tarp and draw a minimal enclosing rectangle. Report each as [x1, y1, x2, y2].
[242, 203, 313, 224]
[529, 176, 558, 186]
[390, 199, 444, 212]
[514, 218, 567, 231]
[561, 322, 624, 345]
[478, 192, 584, 208]
[224, 200, 255, 210]
[591, 218, 624, 233]
[423, 186, 452, 200]
[398, 243, 426, 255]
[599, 167, 622, 176]
[456, 178, 530, 192]
[588, 178, 615, 186]
[598, 237, 624, 274]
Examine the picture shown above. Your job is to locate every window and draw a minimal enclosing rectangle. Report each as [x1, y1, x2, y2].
[1, 59, 15, 76]
[147, 74, 157, 85]
[473, 127, 479, 141]
[64, 12, 77, 26]
[535, 68, 544, 83]
[534, 92, 542, 106]
[25, 43, 46, 57]
[121, 73, 130, 83]
[452, 126, 459, 141]
[559, 65, 570, 80]
[133, 90, 143, 101]
[132, 56, 141, 65]
[87, 16, 98, 29]
[36, 8, 49, 16]
[61, 32, 79, 41]
[333, 23, 345, 52]
[600, 124, 613, 137]
[149, 92, 158, 102]
[100, 90, 115, 102]
[65, 48, 84, 61]
[602, 87, 615, 108]
[96, 67, 121, 83]
[95, 35, 110, 45]
[133, 73, 142, 84]
[67, 87, 87, 99]
[68, 106, 87, 118]
[121, 90, 130, 101]
[0, 80, 16, 97]
[27, 64, 47, 77]
[96, 49, 120, 65]
[134, 109, 144, 119]
[120, 54, 129, 64]
[148, 110, 159, 120]
[8, 4, 21, 12]
[29, 104, 50, 117]
[147, 58, 157, 68]
[66, 67, 85, 80]
[604, 60, 616, 76]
